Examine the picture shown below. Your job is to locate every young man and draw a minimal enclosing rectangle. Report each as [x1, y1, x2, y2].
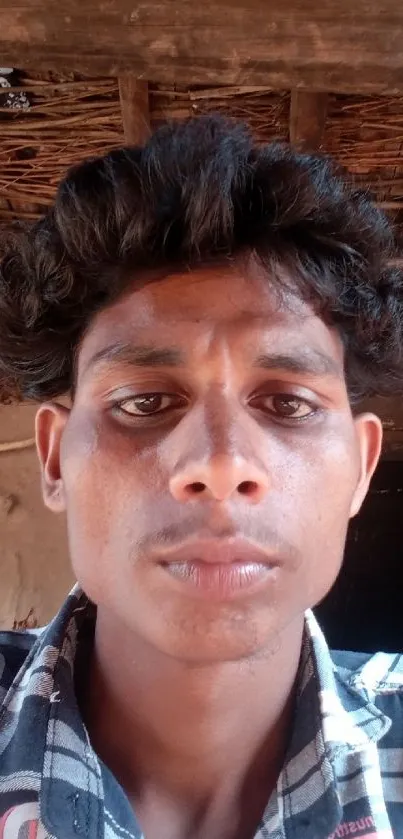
[0, 116, 402, 839]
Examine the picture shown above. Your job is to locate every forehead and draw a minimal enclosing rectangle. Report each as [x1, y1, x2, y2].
[78, 262, 343, 368]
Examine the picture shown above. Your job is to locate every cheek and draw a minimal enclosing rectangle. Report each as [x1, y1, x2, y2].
[60, 414, 162, 593]
[282, 429, 360, 605]
[283, 420, 360, 514]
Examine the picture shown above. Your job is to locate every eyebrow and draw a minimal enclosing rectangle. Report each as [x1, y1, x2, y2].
[81, 342, 185, 377]
[253, 349, 342, 378]
[81, 341, 342, 380]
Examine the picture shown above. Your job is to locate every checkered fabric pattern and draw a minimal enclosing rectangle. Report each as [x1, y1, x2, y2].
[1, 584, 402, 839]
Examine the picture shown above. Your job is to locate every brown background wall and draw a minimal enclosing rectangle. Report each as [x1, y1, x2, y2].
[0, 402, 73, 630]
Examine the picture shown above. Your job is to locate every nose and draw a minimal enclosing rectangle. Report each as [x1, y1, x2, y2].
[169, 453, 269, 503]
[168, 392, 271, 504]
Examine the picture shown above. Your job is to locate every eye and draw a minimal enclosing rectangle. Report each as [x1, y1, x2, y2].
[116, 393, 184, 417]
[251, 394, 318, 420]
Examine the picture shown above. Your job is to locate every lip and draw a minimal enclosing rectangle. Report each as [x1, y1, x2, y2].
[158, 537, 275, 567]
[157, 538, 279, 601]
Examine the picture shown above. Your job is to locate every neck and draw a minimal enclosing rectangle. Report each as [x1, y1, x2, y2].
[81, 611, 304, 835]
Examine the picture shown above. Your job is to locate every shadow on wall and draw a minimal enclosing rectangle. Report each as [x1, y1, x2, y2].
[315, 460, 403, 653]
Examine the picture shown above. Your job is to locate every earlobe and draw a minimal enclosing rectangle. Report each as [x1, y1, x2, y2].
[35, 403, 70, 513]
[349, 412, 383, 518]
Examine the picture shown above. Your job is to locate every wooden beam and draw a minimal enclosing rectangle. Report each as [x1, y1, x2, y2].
[1, 1, 403, 94]
[289, 91, 328, 151]
[118, 76, 150, 145]
[377, 202, 403, 210]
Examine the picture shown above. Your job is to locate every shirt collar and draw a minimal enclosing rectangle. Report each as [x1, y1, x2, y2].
[302, 609, 391, 757]
[278, 610, 392, 839]
[40, 585, 105, 839]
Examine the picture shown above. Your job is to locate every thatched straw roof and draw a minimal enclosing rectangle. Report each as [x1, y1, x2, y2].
[1, 73, 403, 241]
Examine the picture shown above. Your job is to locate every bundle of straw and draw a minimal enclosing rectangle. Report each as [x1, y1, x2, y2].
[324, 94, 403, 206]
[1, 75, 403, 226]
[0, 74, 123, 220]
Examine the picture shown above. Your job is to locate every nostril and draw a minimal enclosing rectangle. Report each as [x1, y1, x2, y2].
[238, 481, 257, 495]
[190, 482, 206, 495]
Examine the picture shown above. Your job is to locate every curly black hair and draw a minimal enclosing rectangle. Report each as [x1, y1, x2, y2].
[1, 114, 403, 404]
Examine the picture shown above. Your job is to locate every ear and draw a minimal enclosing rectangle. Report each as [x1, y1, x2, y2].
[349, 412, 383, 518]
[35, 403, 71, 513]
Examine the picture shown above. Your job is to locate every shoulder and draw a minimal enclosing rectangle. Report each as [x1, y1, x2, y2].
[331, 647, 403, 736]
[331, 648, 403, 693]
[0, 628, 44, 699]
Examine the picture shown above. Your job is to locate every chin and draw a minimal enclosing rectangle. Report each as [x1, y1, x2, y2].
[148, 613, 284, 664]
[162, 639, 264, 665]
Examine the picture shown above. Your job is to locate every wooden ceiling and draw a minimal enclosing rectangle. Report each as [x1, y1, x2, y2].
[1, 0, 403, 95]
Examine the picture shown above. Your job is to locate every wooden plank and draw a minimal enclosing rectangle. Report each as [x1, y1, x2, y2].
[377, 201, 403, 210]
[289, 91, 328, 150]
[1, 1, 403, 93]
[118, 76, 150, 145]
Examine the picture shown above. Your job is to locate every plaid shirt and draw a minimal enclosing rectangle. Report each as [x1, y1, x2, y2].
[0, 584, 402, 839]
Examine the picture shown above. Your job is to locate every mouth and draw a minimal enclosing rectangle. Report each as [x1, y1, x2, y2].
[157, 538, 279, 601]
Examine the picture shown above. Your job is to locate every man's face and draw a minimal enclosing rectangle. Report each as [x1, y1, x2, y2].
[36, 262, 382, 662]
